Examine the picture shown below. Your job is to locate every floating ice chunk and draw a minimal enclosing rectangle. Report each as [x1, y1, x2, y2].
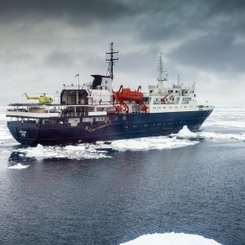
[120, 233, 222, 245]
[205, 120, 245, 129]
[8, 163, 30, 169]
[19, 143, 111, 160]
[0, 128, 12, 140]
[199, 131, 245, 141]
[110, 135, 198, 152]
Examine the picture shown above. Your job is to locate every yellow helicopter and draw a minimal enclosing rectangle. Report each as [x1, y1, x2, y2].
[24, 93, 53, 104]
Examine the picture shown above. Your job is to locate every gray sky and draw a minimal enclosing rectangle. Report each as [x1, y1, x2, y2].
[1, 0, 245, 105]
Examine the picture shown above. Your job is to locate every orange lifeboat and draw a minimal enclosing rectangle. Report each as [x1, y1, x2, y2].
[116, 85, 143, 103]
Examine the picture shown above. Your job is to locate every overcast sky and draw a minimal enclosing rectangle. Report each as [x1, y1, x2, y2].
[0, 0, 245, 105]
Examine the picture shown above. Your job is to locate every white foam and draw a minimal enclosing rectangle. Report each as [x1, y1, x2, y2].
[8, 163, 30, 169]
[120, 233, 221, 245]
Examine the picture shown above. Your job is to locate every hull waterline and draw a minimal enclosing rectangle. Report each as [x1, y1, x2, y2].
[7, 110, 212, 146]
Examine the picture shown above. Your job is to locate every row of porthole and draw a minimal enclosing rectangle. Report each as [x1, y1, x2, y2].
[124, 121, 187, 129]
[152, 106, 192, 109]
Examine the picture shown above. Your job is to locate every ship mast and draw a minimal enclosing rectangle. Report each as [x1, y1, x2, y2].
[157, 52, 166, 91]
[106, 42, 119, 80]
[177, 74, 180, 86]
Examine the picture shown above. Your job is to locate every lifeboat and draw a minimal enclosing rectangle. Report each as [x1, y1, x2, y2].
[115, 85, 143, 103]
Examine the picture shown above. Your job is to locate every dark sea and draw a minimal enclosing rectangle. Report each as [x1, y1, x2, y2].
[0, 106, 244, 245]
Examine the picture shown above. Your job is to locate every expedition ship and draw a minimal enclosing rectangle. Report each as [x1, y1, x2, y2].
[6, 43, 213, 146]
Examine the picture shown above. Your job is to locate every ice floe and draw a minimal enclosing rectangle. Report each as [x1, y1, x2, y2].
[8, 163, 30, 169]
[120, 233, 221, 245]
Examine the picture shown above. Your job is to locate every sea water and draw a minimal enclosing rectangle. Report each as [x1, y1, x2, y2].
[0, 106, 244, 245]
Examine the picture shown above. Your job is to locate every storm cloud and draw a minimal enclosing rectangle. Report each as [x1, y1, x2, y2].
[0, 0, 245, 105]
[0, 0, 138, 25]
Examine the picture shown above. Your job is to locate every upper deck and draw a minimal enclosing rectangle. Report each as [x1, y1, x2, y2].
[6, 103, 115, 119]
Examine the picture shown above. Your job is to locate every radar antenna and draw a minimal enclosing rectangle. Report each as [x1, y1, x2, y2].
[106, 42, 119, 80]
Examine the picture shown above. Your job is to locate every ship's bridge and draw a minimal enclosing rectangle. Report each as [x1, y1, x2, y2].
[60, 89, 88, 105]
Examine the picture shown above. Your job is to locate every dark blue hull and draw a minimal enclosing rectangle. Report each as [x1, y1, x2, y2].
[7, 110, 212, 146]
